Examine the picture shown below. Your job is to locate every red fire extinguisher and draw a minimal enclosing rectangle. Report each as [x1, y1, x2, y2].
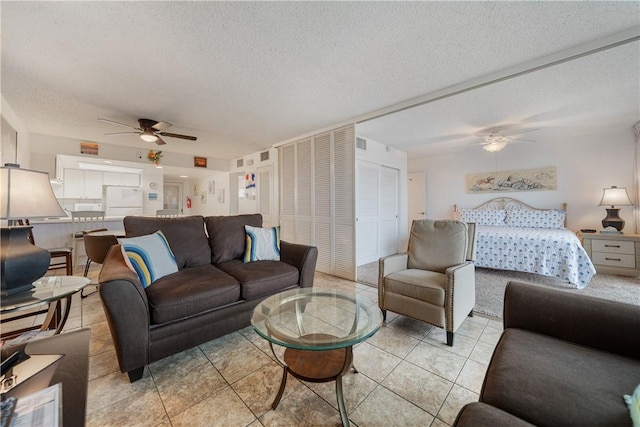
[186, 197, 192, 209]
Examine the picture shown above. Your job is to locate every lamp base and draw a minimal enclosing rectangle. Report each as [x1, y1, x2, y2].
[0, 226, 50, 296]
[601, 208, 625, 232]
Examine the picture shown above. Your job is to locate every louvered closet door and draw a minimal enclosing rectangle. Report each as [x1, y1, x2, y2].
[296, 139, 313, 245]
[314, 132, 332, 273]
[278, 124, 355, 280]
[257, 165, 273, 228]
[333, 125, 355, 280]
[280, 145, 296, 243]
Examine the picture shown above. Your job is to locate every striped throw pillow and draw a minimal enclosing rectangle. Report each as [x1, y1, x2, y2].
[120, 231, 178, 287]
[244, 225, 281, 262]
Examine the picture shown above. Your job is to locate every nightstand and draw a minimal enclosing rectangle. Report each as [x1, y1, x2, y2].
[579, 232, 640, 276]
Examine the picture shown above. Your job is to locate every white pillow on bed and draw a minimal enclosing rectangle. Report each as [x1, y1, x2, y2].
[505, 209, 566, 229]
[456, 208, 506, 226]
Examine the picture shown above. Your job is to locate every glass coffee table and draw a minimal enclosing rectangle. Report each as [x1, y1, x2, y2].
[252, 288, 383, 426]
[1, 276, 91, 339]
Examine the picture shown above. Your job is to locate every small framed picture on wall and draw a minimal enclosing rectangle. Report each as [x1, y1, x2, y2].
[194, 156, 207, 168]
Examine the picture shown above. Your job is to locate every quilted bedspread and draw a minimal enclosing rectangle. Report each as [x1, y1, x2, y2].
[474, 225, 596, 288]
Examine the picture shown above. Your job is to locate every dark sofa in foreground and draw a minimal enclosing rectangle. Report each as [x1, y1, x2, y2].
[454, 281, 640, 427]
[99, 214, 317, 382]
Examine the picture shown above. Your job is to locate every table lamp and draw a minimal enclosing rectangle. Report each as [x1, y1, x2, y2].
[1, 165, 67, 296]
[598, 186, 633, 232]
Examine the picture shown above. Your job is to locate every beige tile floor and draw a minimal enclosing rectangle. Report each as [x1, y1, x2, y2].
[3, 267, 503, 427]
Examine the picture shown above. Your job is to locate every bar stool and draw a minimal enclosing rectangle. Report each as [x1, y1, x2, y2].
[71, 210, 105, 267]
[81, 232, 118, 298]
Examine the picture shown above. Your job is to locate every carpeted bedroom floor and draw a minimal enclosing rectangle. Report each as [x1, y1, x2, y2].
[357, 261, 640, 318]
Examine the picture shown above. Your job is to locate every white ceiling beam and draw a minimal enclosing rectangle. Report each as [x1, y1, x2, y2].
[356, 27, 640, 125]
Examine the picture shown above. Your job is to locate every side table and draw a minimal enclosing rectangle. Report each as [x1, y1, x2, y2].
[1, 276, 91, 340]
[578, 232, 640, 276]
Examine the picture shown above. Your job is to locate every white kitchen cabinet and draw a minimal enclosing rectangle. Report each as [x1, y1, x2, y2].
[63, 169, 103, 199]
[103, 172, 140, 187]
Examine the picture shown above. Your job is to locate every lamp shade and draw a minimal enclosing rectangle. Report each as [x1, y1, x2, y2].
[1, 166, 66, 220]
[598, 186, 633, 207]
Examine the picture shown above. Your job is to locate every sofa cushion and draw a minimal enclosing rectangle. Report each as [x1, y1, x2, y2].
[120, 231, 178, 288]
[481, 328, 640, 427]
[145, 264, 240, 324]
[124, 216, 211, 269]
[244, 225, 281, 262]
[206, 214, 263, 263]
[216, 259, 299, 300]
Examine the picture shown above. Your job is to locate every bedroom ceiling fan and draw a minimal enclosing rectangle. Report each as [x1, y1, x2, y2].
[97, 118, 197, 145]
[474, 127, 539, 152]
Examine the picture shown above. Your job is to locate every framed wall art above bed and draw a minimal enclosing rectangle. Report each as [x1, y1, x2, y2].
[465, 166, 557, 194]
[454, 197, 596, 288]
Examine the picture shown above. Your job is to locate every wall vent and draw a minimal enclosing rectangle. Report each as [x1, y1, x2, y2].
[260, 151, 270, 161]
[356, 137, 367, 150]
[236, 159, 244, 168]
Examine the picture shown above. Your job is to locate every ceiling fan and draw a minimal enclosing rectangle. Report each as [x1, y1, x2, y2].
[474, 127, 539, 152]
[97, 118, 197, 145]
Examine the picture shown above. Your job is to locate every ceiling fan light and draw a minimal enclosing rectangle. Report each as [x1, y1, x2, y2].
[140, 129, 158, 142]
[482, 135, 509, 152]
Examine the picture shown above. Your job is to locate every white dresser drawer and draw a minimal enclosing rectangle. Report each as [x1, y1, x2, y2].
[591, 240, 635, 254]
[592, 252, 636, 268]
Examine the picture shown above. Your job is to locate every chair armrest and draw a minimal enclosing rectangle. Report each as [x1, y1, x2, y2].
[378, 253, 409, 302]
[379, 253, 409, 279]
[280, 240, 318, 288]
[504, 281, 640, 359]
[98, 245, 151, 373]
[446, 261, 476, 330]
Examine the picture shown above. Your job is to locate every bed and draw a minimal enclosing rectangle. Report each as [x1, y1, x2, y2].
[454, 197, 596, 289]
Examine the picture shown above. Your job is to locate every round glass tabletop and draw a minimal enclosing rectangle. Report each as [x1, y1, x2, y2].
[251, 288, 383, 351]
[0, 276, 91, 312]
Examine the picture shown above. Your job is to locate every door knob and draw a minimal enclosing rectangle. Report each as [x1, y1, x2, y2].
[419, 212, 425, 215]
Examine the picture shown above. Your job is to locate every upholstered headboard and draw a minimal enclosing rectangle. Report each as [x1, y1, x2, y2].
[454, 197, 568, 227]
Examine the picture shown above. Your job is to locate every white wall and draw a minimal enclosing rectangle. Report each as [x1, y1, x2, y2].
[408, 126, 637, 232]
[28, 133, 230, 173]
[187, 172, 232, 216]
[229, 148, 278, 217]
[2, 96, 30, 167]
[140, 170, 164, 215]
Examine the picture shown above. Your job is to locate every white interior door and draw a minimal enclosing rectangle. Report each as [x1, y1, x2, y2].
[356, 161, 399, 266]
[408, 172, 426, 231]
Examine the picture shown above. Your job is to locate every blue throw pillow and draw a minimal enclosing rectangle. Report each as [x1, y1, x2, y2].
[624, 383, 640, 427]
[120, 231, 178, 287]
[244, 225, 280, 262]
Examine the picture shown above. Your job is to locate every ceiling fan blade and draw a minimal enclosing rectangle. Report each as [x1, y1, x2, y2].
[97, 118, 139, 130]
[155, 136, 167, 145]
[158, 132, 197, 141]
[104, 131, 141, 136]
[507, 128, 539, 136]
[152, 121, 172, 131]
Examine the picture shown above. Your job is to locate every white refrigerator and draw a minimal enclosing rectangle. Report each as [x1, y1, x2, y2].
[105, 186, 144, 216]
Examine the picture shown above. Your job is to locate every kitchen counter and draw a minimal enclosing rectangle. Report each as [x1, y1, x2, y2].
[30, 217, 125, 254]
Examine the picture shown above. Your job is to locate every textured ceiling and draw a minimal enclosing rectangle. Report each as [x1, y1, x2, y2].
[2, 1, 639, 161]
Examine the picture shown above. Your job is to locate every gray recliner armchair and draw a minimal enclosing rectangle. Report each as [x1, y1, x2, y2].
[378, 219, 476, 346]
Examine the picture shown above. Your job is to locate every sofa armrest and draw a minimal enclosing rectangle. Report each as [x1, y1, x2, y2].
[504, 281, 640, 359]
[98, 245, 151, 373]
[280, 240, 318, 288]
